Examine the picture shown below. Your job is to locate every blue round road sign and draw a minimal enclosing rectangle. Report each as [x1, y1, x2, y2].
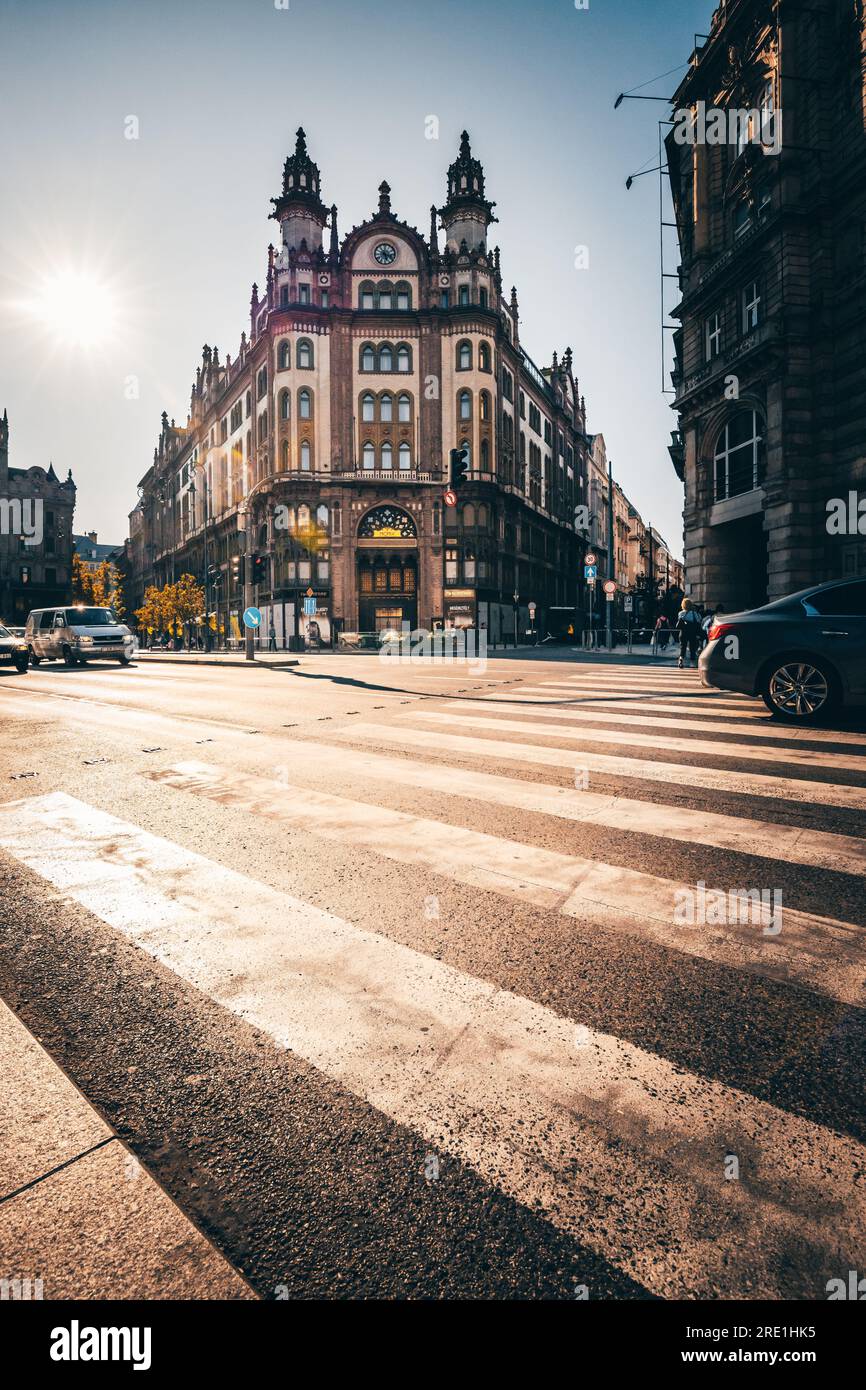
[243, 606, 262, 629]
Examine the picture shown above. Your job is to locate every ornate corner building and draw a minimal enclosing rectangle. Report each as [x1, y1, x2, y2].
[130, 130, 591, 643]
[0, 409, 76, 625]
[667, 0, 866, 610]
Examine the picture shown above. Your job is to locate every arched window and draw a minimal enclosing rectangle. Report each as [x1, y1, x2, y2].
[395, 282, 411, 311]
[361, 393, 375, 423]
[379, 344, 393, 372]
[381, 442, 393, 470]
[297, 504, 311, 529]
[363, 441, 375, 470]
[380, 393, 393, 423]
[399, 442, 411, 470]
[398, 393, 411, 422]
[361, 343, 376, 372]
[479, 342, 491, 372]
[463, 503, 476, 527]
[279, 390, 290, 420]
[258, 410, 268, 442]
[300, 441, 312, 471]
[278, 340, 291, 370]
[713, 410, 765, 501]
[360, 282, 375, 311]
[457, 340, 472, 370]
[480, 438, 490, 471]
[459, 390, 472, 421]
[477, 503, 489, 528]
[479, 390, 490, 421]
[281, 440, 289, 470]
[397, 344, 411, 373]
[377, 282, 392, 311]
[316, 504, 328, 529]
[460, 439, 471, 468]
[299, 388, 312, 420]
[297, 338, 314, 369]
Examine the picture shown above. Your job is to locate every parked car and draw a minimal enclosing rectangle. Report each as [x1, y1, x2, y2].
[699, 578, 866, 723]
[0, 624, 29, 674]
[26, 606, 137, 667]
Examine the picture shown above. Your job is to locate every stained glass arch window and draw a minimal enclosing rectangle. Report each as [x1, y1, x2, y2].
[358, 505, 417, 539]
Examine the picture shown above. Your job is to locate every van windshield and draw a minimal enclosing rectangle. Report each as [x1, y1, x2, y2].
[64, 608, 117, 626]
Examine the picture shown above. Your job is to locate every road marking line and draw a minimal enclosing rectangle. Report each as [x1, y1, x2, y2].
[142, 762, 866, 1004]
[1, 791, 863, 1299]
[341, 721, 866, 812]
[412, 711, 866, 774]
[440, 700, 866, 748]
[236, 737, 866, 876]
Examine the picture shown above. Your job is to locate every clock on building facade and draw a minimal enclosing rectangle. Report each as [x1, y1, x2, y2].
[373, 241, 397, 265]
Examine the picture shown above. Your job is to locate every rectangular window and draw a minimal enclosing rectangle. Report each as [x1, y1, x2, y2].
[742, 281, 760, 332]
[445, 547, 458, 582]
[458, 285, 470, 306]
[396, 290, 409, 311]
[299, 284, 310, 305]
[298, 560, 311, 582]
[280, 286, 288, 308]
[321, 290, 329, 308]
[440, 290, 449, 308]
[317, 560, 329, 582]
[362, 291, 375, 310]
[705, 312, 722, 360]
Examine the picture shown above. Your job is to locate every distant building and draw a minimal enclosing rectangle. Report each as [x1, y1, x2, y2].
[73, 532, 123, 571]
[0, 409, 76, 625]
[130, 130, 594, 646]
[667, 0, 866, 609]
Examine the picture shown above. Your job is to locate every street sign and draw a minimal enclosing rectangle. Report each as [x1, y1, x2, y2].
[303, 597, 317, 616]
[306, 587, 314, 597]
[624, 596, 634, 612]
[443, 488, 457, 507]
[584, 564, 598, 580]
[603, 580, 617, 596]
[243, 606, 262, 629]
[585, 552, 597, 566]
[528, 601, 536, 617]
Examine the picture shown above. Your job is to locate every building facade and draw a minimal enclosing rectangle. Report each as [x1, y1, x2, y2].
[667, 0, 866, 611]
[130, 131, 593, 645]
[0, 409, 76, 626]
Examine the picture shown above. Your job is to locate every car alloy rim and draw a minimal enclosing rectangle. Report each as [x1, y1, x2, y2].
[769, 663, 829, 717]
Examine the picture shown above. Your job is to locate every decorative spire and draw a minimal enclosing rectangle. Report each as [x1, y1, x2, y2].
[440, 129, 497, 224]
[377, 180, 392, 217]
[329, 203, 339, 258]
[271, 127, 328, 225]
[429, 205, 440, 256]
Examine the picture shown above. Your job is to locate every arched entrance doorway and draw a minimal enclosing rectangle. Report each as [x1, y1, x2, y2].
[357, 505, 418, 634]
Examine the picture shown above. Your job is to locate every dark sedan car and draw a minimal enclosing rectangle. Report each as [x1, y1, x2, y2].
[699, 578, 866, 724]
[0, 624, 30, 674]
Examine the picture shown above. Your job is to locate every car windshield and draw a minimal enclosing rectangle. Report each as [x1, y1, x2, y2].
[64, 608, 117, 626]
[0, 626, 9, 638]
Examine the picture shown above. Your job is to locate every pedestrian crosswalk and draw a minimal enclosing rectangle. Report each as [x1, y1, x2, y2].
[1, 660, 864, 1299]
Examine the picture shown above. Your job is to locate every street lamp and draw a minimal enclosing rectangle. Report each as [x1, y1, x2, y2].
[188, 460, 211, 651]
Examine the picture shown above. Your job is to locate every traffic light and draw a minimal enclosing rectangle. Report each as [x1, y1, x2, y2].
[207, 564, 222, 590]
[251, 553, 268, 584]
[231, 554, 245, 587]
[449, 446, 470, 490]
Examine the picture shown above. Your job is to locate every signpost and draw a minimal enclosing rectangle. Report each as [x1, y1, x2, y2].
[243, 606, 262, 629]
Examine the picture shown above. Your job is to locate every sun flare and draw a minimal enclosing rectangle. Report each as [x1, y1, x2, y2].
[28, 269, 118, 349]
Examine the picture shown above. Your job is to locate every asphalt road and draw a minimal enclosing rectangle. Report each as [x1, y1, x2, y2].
[1, 651, 865, 1300]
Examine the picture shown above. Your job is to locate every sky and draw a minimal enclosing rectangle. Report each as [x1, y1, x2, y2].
[0, 0, 714, 555]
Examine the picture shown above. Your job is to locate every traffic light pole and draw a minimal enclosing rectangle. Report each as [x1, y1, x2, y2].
[244, 522, 255, 662]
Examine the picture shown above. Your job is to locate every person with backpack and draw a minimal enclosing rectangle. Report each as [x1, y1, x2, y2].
[676, 597, 703, 668]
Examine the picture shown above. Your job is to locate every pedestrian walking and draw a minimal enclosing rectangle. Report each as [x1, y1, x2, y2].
[268, 621, 277, 652]
[676, 598, 703, 668]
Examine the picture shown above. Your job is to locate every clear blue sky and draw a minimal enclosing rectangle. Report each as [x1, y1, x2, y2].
[0, 0, 713, 554]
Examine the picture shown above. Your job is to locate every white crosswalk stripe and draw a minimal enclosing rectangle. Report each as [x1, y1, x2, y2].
[410, 710, 866, 773]
[1, 791, 864, 1301]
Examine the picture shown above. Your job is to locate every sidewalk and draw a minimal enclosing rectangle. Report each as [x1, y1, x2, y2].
[0, 1000, 254, 1300]
[136, 649, 299, 668]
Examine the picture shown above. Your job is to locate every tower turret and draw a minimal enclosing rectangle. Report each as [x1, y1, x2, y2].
[270, 127, 329, 253]
[438, 131, 497, 254]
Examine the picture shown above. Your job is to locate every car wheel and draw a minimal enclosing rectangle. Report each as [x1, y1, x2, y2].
[14, 657, 29, 674]
[761, 659, 837, 722]
[28, 648, 40, 666]
[62, 644, 77, 668]
[117, 655, 130, 665]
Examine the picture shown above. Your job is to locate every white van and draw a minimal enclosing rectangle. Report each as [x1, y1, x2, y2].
[25, 607, 137, 667]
